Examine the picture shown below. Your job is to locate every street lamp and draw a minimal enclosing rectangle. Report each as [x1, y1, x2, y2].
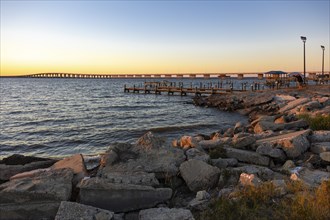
[300, 36, 307, 85]
[321, 45, 325, 82]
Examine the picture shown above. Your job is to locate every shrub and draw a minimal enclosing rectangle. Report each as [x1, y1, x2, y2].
[297, 114, 330, 130]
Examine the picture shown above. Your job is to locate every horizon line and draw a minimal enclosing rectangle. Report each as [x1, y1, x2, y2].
[1, 70, 330, 77]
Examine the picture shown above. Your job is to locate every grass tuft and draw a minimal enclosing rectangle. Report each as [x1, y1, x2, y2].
[297, 114, 330, 130]
[198, 180, 330, 220]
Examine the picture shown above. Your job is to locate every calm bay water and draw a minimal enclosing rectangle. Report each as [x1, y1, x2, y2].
[0, 78, 248, 158]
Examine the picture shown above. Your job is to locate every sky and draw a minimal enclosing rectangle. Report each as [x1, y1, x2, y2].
[0, 0, 329, 76]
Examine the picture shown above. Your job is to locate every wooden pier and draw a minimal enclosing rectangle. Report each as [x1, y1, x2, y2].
[124, 81, 255, 96]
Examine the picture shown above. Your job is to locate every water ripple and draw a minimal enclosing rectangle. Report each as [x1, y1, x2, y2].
[0, 78, 248, 158]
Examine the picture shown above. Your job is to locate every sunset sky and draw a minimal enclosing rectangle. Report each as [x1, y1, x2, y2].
[1, 0, 329, 76]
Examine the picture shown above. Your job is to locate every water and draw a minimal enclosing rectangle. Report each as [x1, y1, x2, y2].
[0, 78, 248, 158]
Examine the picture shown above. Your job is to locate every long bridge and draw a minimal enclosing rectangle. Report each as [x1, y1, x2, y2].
[4, 71, 330, 79]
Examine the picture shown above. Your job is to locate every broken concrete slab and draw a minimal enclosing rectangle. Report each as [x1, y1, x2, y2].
[52, 154, 87, 185]
[310, 142, 330, 154]
[185, 148, 210, 163]
[223, 147, 270, 166]
[0, 160, 56, 182]
[256, 143, 286, 161]
[279, 97, 310, 113]
[99, 171, 159, 187]
[295, 168, 330, 187]
[0, 168, 73, 204]
[179, 159, 220, 192]
[78, 177, 172, 212]
[256, 130, 311, 158]
[55, 201, 114, 220]
[99, 134, 186, 179]
[309, 130, 330, 142]
[0, 201, 60, 220]
[211, 158, 238, 169]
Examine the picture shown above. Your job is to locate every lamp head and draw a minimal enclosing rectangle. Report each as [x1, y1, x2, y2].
[300, 36, 307, 42]
[321, 45, 325, 50]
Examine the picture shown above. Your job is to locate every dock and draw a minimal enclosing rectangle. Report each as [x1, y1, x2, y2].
[123, 81, 259, 96]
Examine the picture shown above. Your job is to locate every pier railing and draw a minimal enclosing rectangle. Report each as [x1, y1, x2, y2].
[124, 78, 329, 96]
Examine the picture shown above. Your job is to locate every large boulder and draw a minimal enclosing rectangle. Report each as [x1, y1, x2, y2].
[0, 154, 55, 165]
[242, 93, 274, 108]
[211, 158, 238, 169]
[51, 154, 87, 185]
[283, 119, 309, 130]
[298, 101, 322, 113]
[137, 131, 166, 150]
[0, 201, 61, 220]
[294, 168, 330, 187]
[310, 142, 330, 154]
[274, 94, 296, 103]
[256, 130, 311, 158]
[232, 134, 256, 149]
[218, 165, 275, 189]
[99, 171, 159, 187]
[179, 159, 220, 192]
[99, 133, 186, 179]
[185, 148, 210, 162]
[309, 130, 330, 142]
[0, 168, 72, 219]
[55, 201, 114, 220]
[0, 160, 56, 182]
[0, 168, 73, 204]
[139, 207, 194, 220]
[279, 97, 310, 113]
[198, 139, 224, 150]
[320, 152, 330, 163]
[256, 142, 286, 162]
[254, 121, 284, 133]
[78, 177, 172, 212]
[223, 147, 270, 166]
[233, 165, 275, 180]
[316, 97, 330, 106]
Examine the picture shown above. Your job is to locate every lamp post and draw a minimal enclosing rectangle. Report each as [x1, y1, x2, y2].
[321, 45, 325, 82]
[300, 36, 307, 85]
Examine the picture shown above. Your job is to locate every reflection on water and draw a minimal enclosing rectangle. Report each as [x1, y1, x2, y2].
[0, 78, 248, 158]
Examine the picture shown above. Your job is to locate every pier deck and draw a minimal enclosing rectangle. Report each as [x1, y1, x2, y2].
[124, 85, 246, 96]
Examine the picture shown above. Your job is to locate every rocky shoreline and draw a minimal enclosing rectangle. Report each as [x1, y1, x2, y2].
[0, 85, 329, 220]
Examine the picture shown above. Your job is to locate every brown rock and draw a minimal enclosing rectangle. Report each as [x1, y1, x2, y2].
[52, 154, 87, 185]
[274, 116, 286, 124]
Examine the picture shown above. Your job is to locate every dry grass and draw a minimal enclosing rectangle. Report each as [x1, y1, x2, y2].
[297, 114, 330, 130]
[198, 180, 330, 220]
